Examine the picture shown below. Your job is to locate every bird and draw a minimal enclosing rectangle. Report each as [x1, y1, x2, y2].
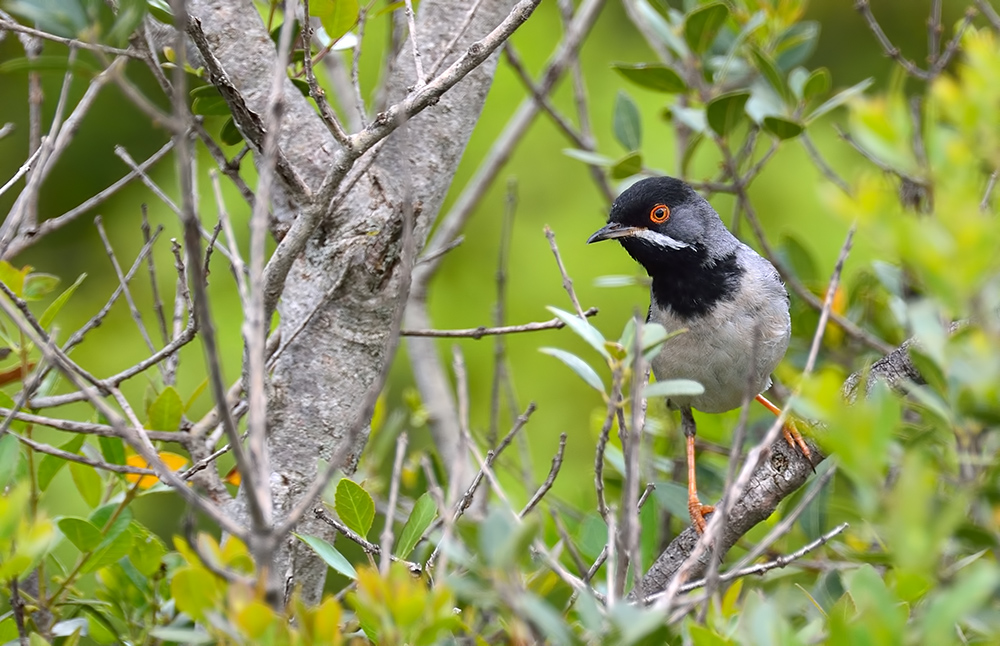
[587, 176, 810, 533]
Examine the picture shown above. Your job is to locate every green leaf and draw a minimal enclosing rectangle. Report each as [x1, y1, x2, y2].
[643, 379, 704, 399]
[312, 0, 359, 43]
[0, 483, 29, 541]
[798, 461, 832, 541]
[38, 434, 86, 491]
[106, 0, 147, 46]
[0, 435, 19, 488]
[653, 481, 691, 521]
[775, 21, 820, 70]
[612, 63, 686, 93]
[540, 348, 605, 393]
[706, 91, 750, 137]
[750, 48, 788, 103]
[70, 461, 102, 508]
[519, 593, 571, 645]
[334, 478, 375, 537]
[147, 386, 183, 431]
[548, 306, 609, 358]
[671, 105, 707, 133]
[98, 436, 126, 466]
[57, 517, 103, 552]
[295, 533, 357, 579]
[680, 132, 704, 176]
[395, 492, 437, 558]
[129, 522, 167, 576]
[191, 93, 231, 116]
[613, 91, 642, 152]
[146, 0, 173, 23]
[0, 56, 99, 76]
[82, 521, 133, 572]
[562, 148, 614, 167]
[803, 67, 831, 101]
[807, 78, 873, 122]
[149, 627, 213, 644]
[220, 117, 243, 145]
[633, 0, 688, 58]
[0, 261, 27, 297]
[170, 566, 220, 621]
[22, 273, 59, 301]
[683, 2, 729, 55]
[610, 152, 643, 180]
[39, 273, 86, 329]
[762, 116, 804, 140]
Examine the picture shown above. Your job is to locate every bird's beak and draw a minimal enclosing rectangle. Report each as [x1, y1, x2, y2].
[587, 222, 643, 244]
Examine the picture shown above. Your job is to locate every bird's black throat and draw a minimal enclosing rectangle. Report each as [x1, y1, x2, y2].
[643, 247, 744, 318]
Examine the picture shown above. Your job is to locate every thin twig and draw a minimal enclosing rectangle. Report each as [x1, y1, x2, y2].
[800, 133, 851, 196]
[675, 522, 848, 595]
[544, 226, 586, 318]
[0, 17, 139, 57]
[314, 507, 422, 573]
[95, 217, 158, 356]
[10, 430, 156, 475]
[519, 433, 566, 517]
[981, 170, 998, 212]
[402, 0, 425, 85]
[424, 403, 536, 568]
[428, 0, 488, 76]
[379, 432, 409, 573]
[4, 141, 174, 258]
[401, 307, 598, 338]
[301, 0, 351, 146]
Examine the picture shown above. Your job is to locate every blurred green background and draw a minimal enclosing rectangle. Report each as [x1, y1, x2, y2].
[0, 0, 978, 536]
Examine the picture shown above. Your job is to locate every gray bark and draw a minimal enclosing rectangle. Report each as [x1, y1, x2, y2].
[186, 0, 514, 601]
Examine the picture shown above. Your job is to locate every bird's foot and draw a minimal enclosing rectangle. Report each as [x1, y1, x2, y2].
[782, 418, 812, 460]
[688, 499, 715, 534]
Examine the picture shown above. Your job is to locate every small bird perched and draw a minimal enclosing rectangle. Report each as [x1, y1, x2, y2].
[587, 176, 809, 533]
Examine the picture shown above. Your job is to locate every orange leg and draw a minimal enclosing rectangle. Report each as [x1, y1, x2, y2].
[755, 393, 811, 459]
[682, 408, 714, 533]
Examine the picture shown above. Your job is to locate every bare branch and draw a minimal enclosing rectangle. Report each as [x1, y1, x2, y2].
[519, 432, 566, 517]
[402, 307, 598, 338]
[0, 17, 139, 57]
[544, 226, 586, 319]
[379, 432, 409, 573]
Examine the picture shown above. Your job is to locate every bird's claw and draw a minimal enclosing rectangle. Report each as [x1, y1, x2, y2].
[689, 499, 715, 534]
[782, 419, 814, 471]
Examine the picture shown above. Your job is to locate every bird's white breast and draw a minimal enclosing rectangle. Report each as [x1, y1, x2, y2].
[648, 246, 790, 413]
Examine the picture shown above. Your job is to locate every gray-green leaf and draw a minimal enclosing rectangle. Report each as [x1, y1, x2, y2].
[706, 91, 750, 137]
[610, 152, 643, 180]
[807, 78, 873, 122]
[612, 63, 686, 93]
[613, 91, 642, 152]
[763, 116, 804, 140]
[540, 348, 605, 393]
[683, 2, 729, 55]
[295, 533, 358, 579]
[642, 379, 704, 399]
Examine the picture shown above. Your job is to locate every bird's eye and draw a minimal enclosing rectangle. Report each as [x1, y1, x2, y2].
[649, 204, 670, 223]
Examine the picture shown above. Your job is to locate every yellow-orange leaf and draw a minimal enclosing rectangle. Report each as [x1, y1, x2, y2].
[224, 465, 242, 487]
[125, 451, 188, 489]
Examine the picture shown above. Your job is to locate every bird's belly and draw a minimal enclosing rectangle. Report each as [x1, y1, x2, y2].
[648, 296, 789, 414]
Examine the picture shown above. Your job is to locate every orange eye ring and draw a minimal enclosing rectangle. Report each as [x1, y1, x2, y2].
[650, 204, 670, 223]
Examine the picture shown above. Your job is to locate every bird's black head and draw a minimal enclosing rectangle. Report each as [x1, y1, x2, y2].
[587, 176, 736, 274]
[587, 176, 744, 317]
